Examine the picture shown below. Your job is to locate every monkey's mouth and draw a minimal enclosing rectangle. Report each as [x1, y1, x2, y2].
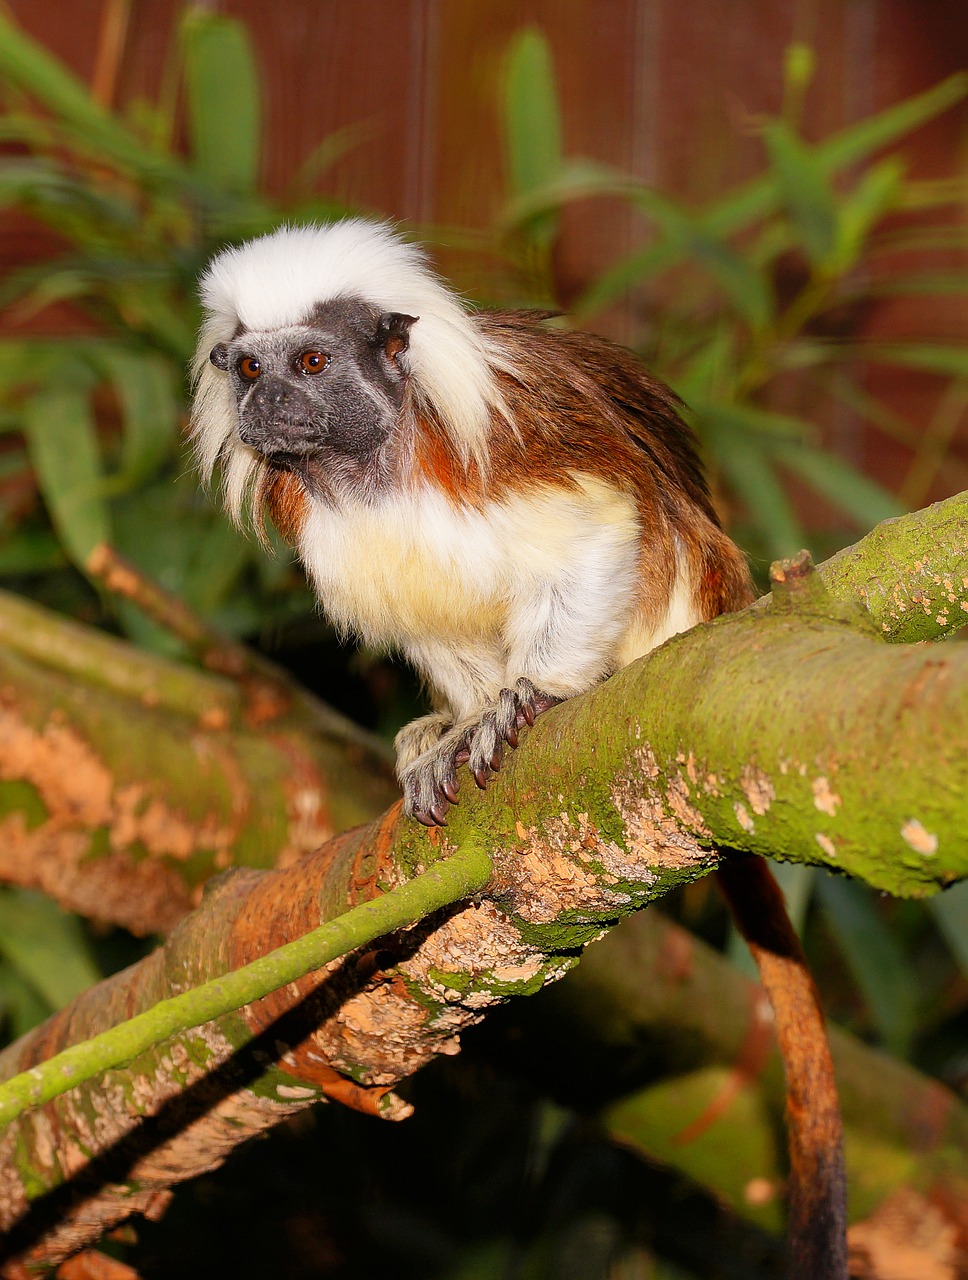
[239, 419, 328, 457]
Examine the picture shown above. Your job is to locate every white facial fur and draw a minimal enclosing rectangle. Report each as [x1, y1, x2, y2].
[191, 220, 506, 523]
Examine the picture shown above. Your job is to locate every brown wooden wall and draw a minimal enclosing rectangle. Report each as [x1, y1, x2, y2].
[8, 0, 968, 501]
[12, 1, 967, 270]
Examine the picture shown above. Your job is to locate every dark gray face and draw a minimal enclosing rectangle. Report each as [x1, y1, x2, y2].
[210, 297, 416, 487]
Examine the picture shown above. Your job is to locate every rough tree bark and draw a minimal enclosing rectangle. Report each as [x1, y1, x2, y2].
[0, 587, 396, 933]
[0, 493, 966, 1270]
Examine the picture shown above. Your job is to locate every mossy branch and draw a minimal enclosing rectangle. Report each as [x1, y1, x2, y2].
[0, 586, 395, 933]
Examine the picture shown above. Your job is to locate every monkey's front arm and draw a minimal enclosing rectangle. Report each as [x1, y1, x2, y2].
[394, 492, 648, 824]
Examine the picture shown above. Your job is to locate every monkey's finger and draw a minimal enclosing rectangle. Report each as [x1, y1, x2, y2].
[412, 809, 438, 827]
[489, 746, 503, 772]
[441, 778, 460, 804]
[504, 724, 519, 749]
[428, 804, 449, 826]
[473, 767, 489, 789]
[519, 701, 536, 727]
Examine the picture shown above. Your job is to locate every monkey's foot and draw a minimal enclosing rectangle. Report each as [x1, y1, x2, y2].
[399, 679, 561, 826]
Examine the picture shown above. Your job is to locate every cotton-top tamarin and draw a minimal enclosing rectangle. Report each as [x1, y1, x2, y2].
[192, 219, 752, 823]
[191, 220, 846, 1277]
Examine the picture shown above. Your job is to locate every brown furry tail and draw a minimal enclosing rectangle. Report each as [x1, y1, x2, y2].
[716, 854, 848, 1280]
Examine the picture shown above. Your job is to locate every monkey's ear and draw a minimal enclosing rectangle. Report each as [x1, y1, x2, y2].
[374, 313, 418, 363]
[210, 343, 230, 371]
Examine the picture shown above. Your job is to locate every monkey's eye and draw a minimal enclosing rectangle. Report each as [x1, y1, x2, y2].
[297, 351, 329, 375]
[238, 356, 262, 380]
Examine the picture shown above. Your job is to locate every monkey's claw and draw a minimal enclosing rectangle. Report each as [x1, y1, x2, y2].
[464, 678, 560, 795]
[399, 680, 560, 826]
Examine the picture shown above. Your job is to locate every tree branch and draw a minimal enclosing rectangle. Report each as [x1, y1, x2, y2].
[0, 587, 395, 933]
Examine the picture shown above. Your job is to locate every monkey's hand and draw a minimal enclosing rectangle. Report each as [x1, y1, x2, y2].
[395, 679, 561, 826]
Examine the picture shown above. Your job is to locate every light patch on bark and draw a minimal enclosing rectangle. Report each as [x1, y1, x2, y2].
[0, 701, 332, 929]
[308, 899, 556, 1085]
[812, 775, 842, 816]
[494, 819, 638, 922]
[741, 764, 775, 816]
[611, 748, 714, 870]
[744, 1177, 779, 1206]
[0, 812, 192, 935]
[848, 1187, 960, 1280]
[815, 832, 837, 858]
[901, 819, 938, 856]
[733, 802, 755, 833]
[676, 751, 699, 785]
[665, 774, 712, 837]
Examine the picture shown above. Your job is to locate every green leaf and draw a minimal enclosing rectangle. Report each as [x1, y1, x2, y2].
[0, 529, 65, 574]
[0, 889, 100, 1011]
[181, 10, 261, 192]
[21, 375, 111, 567]
[577, 73, 968, 317]
[929, 881, 968, 978]
[763, 121, 838, 267]
[767, 438, 904, 527]
[290, 121, 377, 193]
[675, 223, 773, 330]
[820, 72, 968, 172]
[502, 158, 639, 228]
[783, 44, 816, 104]
[504, 29, 562, 198]
[93, 347, 180, 485]
[699, 409, 805, 556]
[0, 11, 179, 181]
[0, 963, 52, 1039]
[858, 342, 968, 379]
[696, 400, 813, 444]
[621, 190, 776, 329]
[669, 329, 735, 404]
[835, 157, 904, 269]
[503, 29, 562, 247]
[0, 267, 94, 317]
[815, 875, 916, 1055]
[858, 271, 968, 298]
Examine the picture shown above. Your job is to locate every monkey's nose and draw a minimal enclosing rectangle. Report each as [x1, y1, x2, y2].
[253, 377, 292, 408]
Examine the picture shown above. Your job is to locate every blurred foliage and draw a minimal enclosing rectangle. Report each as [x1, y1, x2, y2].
[0, 5, 355, 654]
[2, 9, 968, 1277]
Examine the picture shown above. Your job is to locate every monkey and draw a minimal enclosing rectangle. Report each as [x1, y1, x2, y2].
[191, 219, 847, 1277]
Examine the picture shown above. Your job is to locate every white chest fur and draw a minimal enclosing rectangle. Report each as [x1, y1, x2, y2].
[296, 475, 643, 651]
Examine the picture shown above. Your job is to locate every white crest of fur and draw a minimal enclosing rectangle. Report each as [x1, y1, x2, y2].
[191, 220, 504, 521]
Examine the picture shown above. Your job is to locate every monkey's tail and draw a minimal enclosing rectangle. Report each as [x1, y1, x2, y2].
[715, 853, 848, 1280]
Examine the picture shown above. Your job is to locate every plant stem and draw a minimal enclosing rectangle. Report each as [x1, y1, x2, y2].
[0, 844, 493, 1130]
